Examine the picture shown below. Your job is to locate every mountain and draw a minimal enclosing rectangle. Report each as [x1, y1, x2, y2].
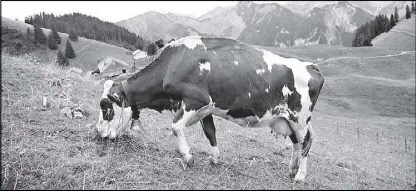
[116, 1, 375, 47]
[378, 1, 412, 18]
[295, 1, 374, 46]
[348, 1, 392, 15]
[280, 1, 337, 16]
[116, 11, 203, 42]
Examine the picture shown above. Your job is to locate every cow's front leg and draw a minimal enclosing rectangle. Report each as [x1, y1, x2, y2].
[288, 121, 314, 182]
[172, 105, 196, 167]
[200, 114, 221, 165]
[130, 105, 142, 131]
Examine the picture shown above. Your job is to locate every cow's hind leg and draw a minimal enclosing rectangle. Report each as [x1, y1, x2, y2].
[200, 114, 221, 165]
[288, 122, 314, 182]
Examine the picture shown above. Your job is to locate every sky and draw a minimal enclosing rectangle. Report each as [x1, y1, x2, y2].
[1, 1, 288, 23]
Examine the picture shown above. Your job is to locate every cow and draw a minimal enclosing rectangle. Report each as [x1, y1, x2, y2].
[95, 36, 324, 182]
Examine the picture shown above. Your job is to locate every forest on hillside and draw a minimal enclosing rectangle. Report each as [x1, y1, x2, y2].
[25, 12, 147, 51]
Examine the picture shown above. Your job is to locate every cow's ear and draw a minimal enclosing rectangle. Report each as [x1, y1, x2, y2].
[107, 94, 122, 106]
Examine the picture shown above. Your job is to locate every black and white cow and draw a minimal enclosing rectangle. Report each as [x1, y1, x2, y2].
[95, 36, 324, 182]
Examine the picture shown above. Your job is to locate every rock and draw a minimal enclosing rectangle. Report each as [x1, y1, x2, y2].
[73, 111, 83, 119]
[42, 97, 50, 108]
[60, 107, 73, 118]
[67, 67, 83, 74]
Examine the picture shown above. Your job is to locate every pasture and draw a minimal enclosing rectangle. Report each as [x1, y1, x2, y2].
[1, 40, 415, 189]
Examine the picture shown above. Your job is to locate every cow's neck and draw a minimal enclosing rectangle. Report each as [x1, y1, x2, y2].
[126, 58, 169, 109]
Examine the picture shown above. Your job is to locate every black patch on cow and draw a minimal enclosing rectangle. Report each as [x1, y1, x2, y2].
[306, 64, 325, 112]
[289, 133, 298, 144]
[306, 116, 311, 124]
[131, 105, 140, 120]
[172, 108, 184, 124]
[226, 108, 256, 118]
[301, 130, 312, 157]
[200, 114, 217, 146]
[100, 98, 114, 121]
[107, 93, 122, 106]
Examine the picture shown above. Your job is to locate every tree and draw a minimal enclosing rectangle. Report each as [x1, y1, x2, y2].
[146, 43, 158, 58]
[33, 24, 46, 44]
[56, 50, 69, 66]
[47, 32, 58, 50]
[390, 14, 396, 28]
[394, 6, 399, 23]
[155, 39, 164, 49]
[412, 1, 415, 13]
[51, 24, 61, 44]
[24, 17, 30, 24]
[65, 39, 76, 58]
[168, 38, 175, 43]
[68, 30, 79, 42]
[26, 27, 31, 40]
[406, 5, 411, 19]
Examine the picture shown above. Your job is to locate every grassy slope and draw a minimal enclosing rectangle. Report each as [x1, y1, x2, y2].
[372, 16, 416, 51]
[1, 26, 415, 189]
[1, 17, 139, 71]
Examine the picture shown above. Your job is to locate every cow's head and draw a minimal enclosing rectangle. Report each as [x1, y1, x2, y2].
[95, 80, 132, 139]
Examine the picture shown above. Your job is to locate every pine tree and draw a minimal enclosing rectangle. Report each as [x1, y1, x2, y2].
[51, 24, 61, 44]
[390, 14, 396, 28]
[406, 5, 411, 19]
[146, 43, 158, 58]
[47, 32, 58, 50]
[26, 27, 31, 40]
[394, 7, 399, 23]
[33, 24, 47, 44]
[155, 39, 164, 49]
[68, 30, 78, 42]
[56, 50, 69, 66]
[65, 39, 76, 58]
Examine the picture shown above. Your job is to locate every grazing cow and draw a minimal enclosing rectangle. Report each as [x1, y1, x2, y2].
[95, 36, 324, 182]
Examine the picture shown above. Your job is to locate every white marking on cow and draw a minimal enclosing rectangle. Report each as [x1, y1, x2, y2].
[213, 51, 217, 55]
[282, 85, 293, 96]
[199, 62, 211, 72]
[248, 92, 251, 98]
[211, 146, 220, 163]
[250, 82, 252, 86]
[265, 88, 269, 93]
[172, 102, 196, 163]
[169, 36, 207, 51]
[102, 80, 114, 98]
[261, 49, 313, 126]
[256, 68, 266, 75]
[234, 61, 239, 65]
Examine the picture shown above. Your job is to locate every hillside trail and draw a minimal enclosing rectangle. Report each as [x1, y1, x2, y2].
[390, 28, 416, 36]
[75, 41, 95, 53]
[316, 50, 416, 64]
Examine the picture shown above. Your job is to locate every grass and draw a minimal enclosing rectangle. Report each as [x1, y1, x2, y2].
[1, 17, 135, 71]
[372, 16, 416, 52]
[2, 43, 415, 189]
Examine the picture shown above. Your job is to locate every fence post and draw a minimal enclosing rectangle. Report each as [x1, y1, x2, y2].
[357, 128, 359, 139]
[405, 139, 407, 153]
[377, 132, 379, 144]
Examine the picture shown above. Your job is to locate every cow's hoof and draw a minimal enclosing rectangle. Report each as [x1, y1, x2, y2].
[186, 156, 195, 168]
[131, 120, 142, 131]
[293, 172, 306, 182]
[210, 158, 224, 166]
